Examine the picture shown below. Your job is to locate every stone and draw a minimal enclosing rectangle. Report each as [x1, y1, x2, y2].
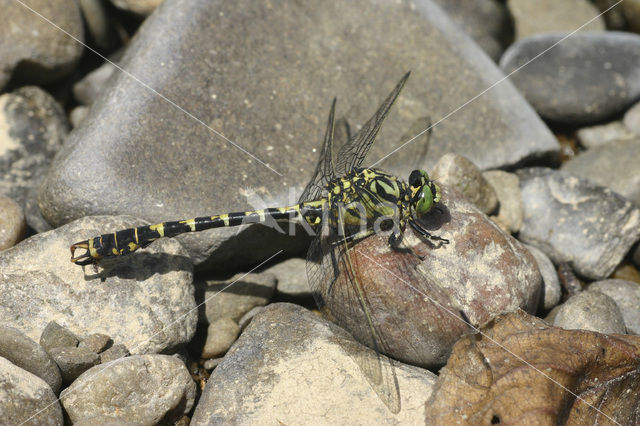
[74, 417, 130, 426]
[48, 346, 100, 383]
[0, 86, 69, 232]
[99, 344, 130, 364]
[482, 170, 523, 234]
[311, 186, 540, 368]
[77, 0, 116, 50]
[195, 272, 275, 324]
[61, 354, 196, 425]
[432, 0, 511, 60]
[553, 290, 626, 334]
[623, 99, 640, 134]
[517, 168, 640, 280]
[39, 0, 558, 269]
[431, 154, 498, 215]
[622, 0, 640, 32]
[0, 194, 26, 250]
[0, 216, 197, 355]
[109, 0, 163, 15]
[70, 106, 90, 127]
[523, 244, 561, 311]
[191, 303, 437, 423]
[264, 257, 310, 297]
[561, 138, 640, 205]
[203, 357, 222, 370]
[78, 333, 112, 353]
[501, 32, 640, 124]
[73, 62, 116, 106]
[592, 0, 628, 30]
[237, 306, 266, 331]
[0, 0, 84, 89]
[589, 279, 640, 335]
[576, 121, 636, 149]
[39, 321, 79, 352]
[0, 356, 63, 425]
[201, 318, 241, 359]
[507, 0, 605, 40]
[0, 325, 62, 394]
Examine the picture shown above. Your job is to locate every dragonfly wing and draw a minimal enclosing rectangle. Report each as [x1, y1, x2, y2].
[306, 207, 401, 414]
[298, 98, 338, 204]
[334, 72, 411, 176]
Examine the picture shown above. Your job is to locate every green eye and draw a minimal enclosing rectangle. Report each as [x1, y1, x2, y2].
[416, 186, 434, 215]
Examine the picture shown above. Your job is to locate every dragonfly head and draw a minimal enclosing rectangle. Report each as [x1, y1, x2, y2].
[408, 169, 441, 217]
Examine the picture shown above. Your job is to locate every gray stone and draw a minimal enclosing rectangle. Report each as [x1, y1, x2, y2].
[0, 194, 25, 250]
[431, 154, 498, 215]
[576, 121, 636, 149]
[0, 86, 69, 232]
[622, 0, 640, 32]
[48, 346, 100, 383]
[110, 0, 163, 15]
[237, 306, 266, 331]
[553, 290, 626, 334]
[0, 325, 62, 394]
[0, 356, 63, 425]
[40, 321, 79, 352]
[483, 170, 523, 233]
[517, 168, 640, 279]
[39, 0, 558, 269]
[0, 216, 197, 355]
[501, 32, 640, 124]
[201, 318, 240, 359]
[78, 0, 116, 49]
[78, 333, 112, 353]
[623, 99, 640, 134]
[191, 303, 437, 424]
[196, 272, 275, 324]
[589, 279, 640, 335]
[61, 354, 196, 425]
[264, 257, 310, 297]
[592, 0, 628, 30]
[561, 138, 640, 205]
[432, 0, 511, 60]
[507, 0, 605, 40]
[523, 244, 561, 311]
[70, 106, 90, 128]
[203, 357, 222, 370]
[74, 416, 130, 426]
[99, 344, 130, 364]
[73, 62, 116, 106]
[0, 0, 84, 89]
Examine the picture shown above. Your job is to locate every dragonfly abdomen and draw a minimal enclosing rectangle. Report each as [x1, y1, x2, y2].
[70, 201, 325, 265]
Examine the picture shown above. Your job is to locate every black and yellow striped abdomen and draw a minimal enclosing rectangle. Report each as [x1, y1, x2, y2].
[71, 201, 325, 265]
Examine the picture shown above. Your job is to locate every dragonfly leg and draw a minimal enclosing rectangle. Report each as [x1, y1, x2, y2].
[408, 219, 449, 244]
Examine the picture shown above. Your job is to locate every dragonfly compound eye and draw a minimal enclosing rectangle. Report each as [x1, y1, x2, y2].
[415, 185, 435, 215]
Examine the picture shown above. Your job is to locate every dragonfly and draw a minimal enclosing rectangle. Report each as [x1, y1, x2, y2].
[70, 72, 448, 412]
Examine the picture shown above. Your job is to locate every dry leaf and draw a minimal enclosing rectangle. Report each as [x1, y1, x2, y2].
[425, 310, 640, 425]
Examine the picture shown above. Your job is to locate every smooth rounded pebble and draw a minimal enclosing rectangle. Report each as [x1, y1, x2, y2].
[561, 138, 640, 205]
[196, 272, 276, 324]
[0, 356, 63, 425]
[501, 32, 640, 124]
[553, 290, 626, 334]
[264, 257, 310, 297]
[576, 121, 636, 149]
[192, 303, 437, 424]
[483, 170, 524, 234]
[523, 244, 561, 311]
[0, 0, 84, 89]
[431, 153, 498, 214]
[61, 355, 196, 425]
[518, 168, 640, 280]
[201, 318, 241, 359]
[588, 279, 640, 335]
[0, 325, 62, 394]
[623, 99, 640, 134]
[0, 195, 26, 250]
[507, 0, 604, 40]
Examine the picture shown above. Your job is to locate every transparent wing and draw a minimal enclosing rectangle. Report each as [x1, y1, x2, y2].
[298, 98, 338, 204]
[306, 204, 400, 414]
[334, 72, 410, 176]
